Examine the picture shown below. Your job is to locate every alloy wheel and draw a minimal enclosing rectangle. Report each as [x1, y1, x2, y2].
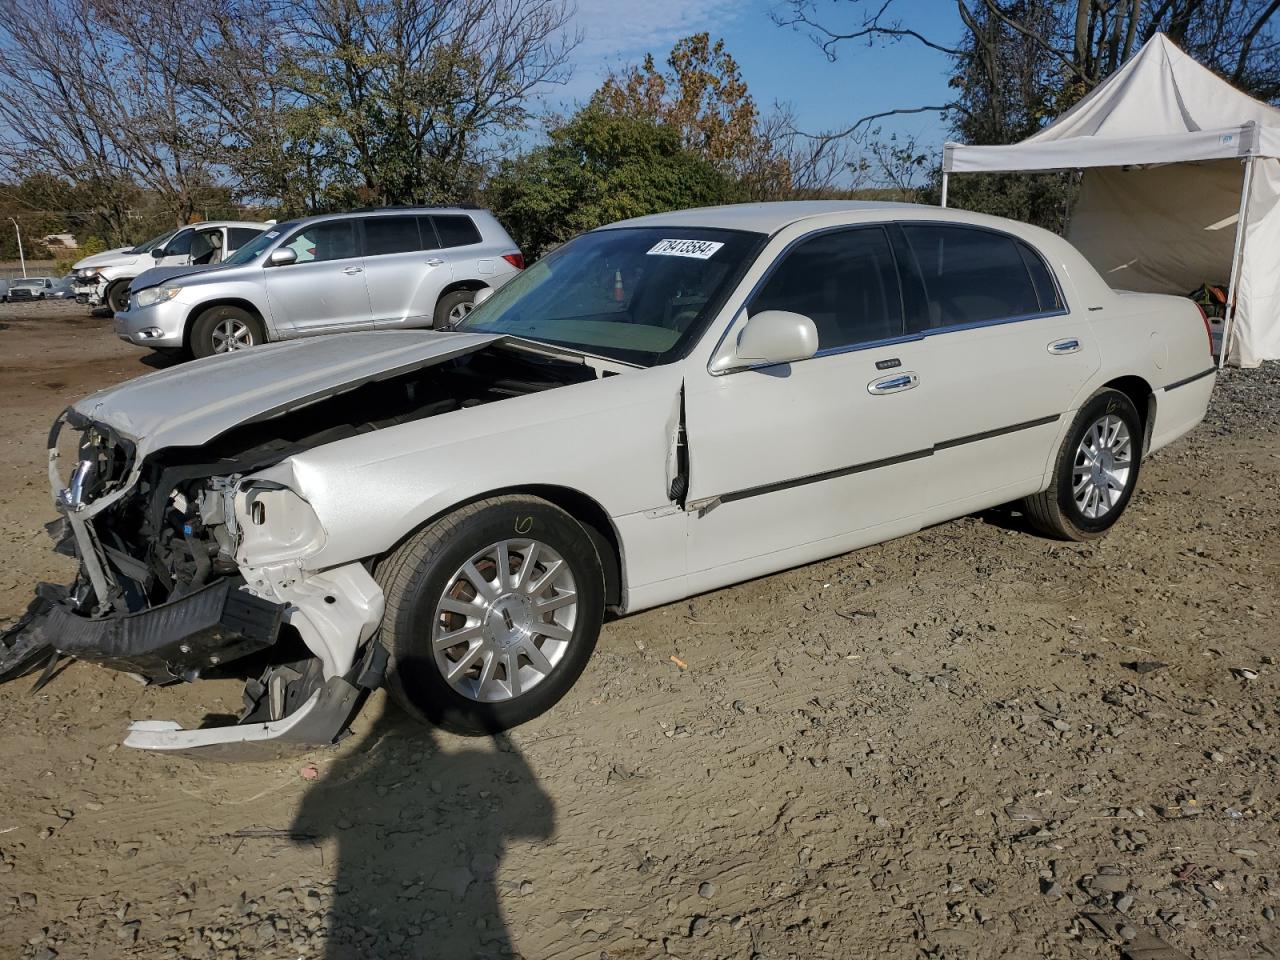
[211, 317, 255, 353]
[1072, 413, 1132, 519]
[432, 538, 577, 702]
[447, 300, 474, 325]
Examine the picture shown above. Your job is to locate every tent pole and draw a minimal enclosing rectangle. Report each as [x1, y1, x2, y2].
[940, 172, 950, 208]
[1219, 155, 1255, 370]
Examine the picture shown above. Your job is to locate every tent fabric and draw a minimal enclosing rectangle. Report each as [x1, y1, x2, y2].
[943, 33, 1280, 366]
[945, 34, 1280, 173]
[1067, 160, 1280, 367]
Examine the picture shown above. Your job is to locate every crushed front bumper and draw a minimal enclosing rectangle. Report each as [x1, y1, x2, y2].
[2, 577, 282, 684]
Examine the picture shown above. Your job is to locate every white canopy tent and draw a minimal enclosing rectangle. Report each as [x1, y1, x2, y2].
[942, 33, 1280, 368]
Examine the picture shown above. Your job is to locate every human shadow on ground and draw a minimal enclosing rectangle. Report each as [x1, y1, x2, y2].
[293, 697, 554, 960]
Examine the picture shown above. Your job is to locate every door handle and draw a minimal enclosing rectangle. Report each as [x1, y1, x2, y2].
[342, 266, 364, 275]
[867, 372, 919, 395]
[1048, 338, 1081, 355]
[425, 258, 445, 267]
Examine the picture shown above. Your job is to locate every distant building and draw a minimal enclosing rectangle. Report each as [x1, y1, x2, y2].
[43, 233, 78, 249]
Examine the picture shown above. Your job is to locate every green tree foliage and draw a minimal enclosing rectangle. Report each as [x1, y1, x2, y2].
[487, 107, 738, 258]
[594, 33, 793, 198]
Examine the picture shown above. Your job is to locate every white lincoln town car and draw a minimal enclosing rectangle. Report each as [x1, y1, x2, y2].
[0, 202, 1216, 754]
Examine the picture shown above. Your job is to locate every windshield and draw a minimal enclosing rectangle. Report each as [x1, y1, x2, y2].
[456, 227, 764, 366]
[222, 222, 296, 266]
[130, 229, 179, 255]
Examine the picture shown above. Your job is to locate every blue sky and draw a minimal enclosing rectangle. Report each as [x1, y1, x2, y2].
[548, 0, 965, 162]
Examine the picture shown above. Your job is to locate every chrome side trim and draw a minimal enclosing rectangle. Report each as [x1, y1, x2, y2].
[695, 413, 1061, 507]
[1163, 367, 1215, 391]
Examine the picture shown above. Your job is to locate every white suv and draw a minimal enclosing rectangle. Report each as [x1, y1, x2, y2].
[114, 207, 524, 357]
[71, 221, 270, 312]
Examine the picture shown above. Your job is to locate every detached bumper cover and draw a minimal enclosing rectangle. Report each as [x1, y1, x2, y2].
[0, 578, 282, 684]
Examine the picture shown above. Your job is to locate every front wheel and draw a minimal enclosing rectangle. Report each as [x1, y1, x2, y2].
[105, 280, 131, 313]
[376, 496, 605, 735]
[1023, 388, 1144, 541]
[190, 305, 266, 358]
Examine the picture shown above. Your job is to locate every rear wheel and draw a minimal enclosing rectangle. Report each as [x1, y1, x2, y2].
[105, 280, 130, 313]
[433, 289, 476, 330]
[190, 305, 266, 358]
[1023, 388, 1143, 541]
[376, 496, 605, 735]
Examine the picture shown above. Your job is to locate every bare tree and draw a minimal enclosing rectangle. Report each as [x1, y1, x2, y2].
[231, 0, 580, 210]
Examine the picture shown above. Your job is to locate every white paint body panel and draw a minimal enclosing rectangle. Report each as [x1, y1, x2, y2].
[73, 202, 1216, 629]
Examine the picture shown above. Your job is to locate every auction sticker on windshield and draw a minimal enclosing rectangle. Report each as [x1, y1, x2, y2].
[647, 238, 724, 259]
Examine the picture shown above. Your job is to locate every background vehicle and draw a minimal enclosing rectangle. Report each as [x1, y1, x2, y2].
[6, 276, 57, 301]
[0, 201, 1214, 755]
[114, 207, 524, 358]
[71, 221, 269, 312]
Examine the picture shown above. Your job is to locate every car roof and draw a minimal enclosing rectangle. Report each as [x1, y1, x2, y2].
[181, 220, 270, 229]
[601, 201, 927, 234]
[284, 206, 490, 228]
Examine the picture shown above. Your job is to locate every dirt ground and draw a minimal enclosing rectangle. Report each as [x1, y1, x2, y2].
[0, 300, 1277, 960]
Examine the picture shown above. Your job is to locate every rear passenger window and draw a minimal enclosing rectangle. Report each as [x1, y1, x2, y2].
[228, 227, 262, 250]
[1018, 242, 1063, 312]
[901, 225, 1043, 332]
[363, 216, 422, 256]
[432, 215, 482, 248]
[749, 227, 902, 351]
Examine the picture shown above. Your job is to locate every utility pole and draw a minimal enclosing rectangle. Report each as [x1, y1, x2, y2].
[7, 218, 25, 278]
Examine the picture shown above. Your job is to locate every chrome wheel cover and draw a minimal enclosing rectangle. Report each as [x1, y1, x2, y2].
[447, 300, 474, 324]
[1072, 413, 1132, 519]
[211, 317, 254, 353]
[432, 538, 577, 702]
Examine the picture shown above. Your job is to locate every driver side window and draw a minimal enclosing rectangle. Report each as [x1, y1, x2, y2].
[163, 229, 194, 257]
[282, 221, 358, 264]
[748, 226, 904, 351]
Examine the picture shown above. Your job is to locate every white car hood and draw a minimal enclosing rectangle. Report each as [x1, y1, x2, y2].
[72, 248, 142, 270]
[72, 331, 506, 459]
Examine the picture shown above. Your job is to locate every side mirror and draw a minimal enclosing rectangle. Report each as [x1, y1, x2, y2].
[268, 247, 298, 267]
[151, 248, 164, 259]
[728, 310, 819, 369]
[472, 287, 494, 308]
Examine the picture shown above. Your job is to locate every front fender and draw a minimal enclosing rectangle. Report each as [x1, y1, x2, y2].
[263, 366, 684, 574]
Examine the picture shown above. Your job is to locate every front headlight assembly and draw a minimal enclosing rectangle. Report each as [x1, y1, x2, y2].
[136, 284, 182, 308]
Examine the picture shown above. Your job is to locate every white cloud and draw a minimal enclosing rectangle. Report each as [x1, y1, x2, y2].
[555, 0, 749, 100]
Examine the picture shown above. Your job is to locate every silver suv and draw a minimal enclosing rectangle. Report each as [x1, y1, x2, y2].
[114, 207, 524, 357]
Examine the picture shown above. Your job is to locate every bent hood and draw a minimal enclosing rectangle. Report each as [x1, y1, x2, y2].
[129, 263, 223, 292]
[73, 248, 142, 271]
[72, 331, 507, 459]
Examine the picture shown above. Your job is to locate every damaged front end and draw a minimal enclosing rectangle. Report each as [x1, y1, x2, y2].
[0, 407, 387, 758]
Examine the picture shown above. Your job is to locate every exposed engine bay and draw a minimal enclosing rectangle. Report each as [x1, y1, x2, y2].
[0, 340, 600, 756]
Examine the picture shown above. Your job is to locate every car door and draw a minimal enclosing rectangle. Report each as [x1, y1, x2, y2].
[891, 223, 1100, 508]
[262, 219, 373, 335]
[683, 225, 938, 576]
[362, 215, 453, 328]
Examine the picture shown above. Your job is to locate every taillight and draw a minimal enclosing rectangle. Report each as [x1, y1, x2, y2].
[502, 252, 525, 270]
[1193, 301, 1214, 358]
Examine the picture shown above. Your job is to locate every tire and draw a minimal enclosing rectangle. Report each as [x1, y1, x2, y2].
[1023, 388, 1144, 541]
[105, 280, 131, 313]
[376, 495, 605, 735]
[433, 289, 477, 330]
[189, 305, 266, 358]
